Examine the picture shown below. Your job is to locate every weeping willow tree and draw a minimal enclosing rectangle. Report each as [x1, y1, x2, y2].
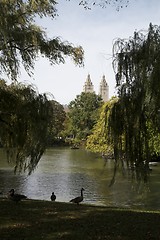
[86, 97, 118, 155]
[109, 23, 160, 181]
[0, 80, 54, 174]
[0, 0, 84, 173]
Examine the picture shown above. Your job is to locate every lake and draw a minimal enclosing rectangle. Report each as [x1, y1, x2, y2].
[0, 147, 160, 210]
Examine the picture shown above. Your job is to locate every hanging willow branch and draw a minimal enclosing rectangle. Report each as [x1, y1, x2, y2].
[0, 80, 54, 174]
[109, 23, 160, 181]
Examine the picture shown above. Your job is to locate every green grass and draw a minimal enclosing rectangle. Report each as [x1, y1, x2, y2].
[0, 198, 160, 240]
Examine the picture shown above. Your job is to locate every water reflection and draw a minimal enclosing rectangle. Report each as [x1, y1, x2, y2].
[0, 147, 160, 210]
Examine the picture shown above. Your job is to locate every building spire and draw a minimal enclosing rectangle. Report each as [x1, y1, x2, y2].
[82, 74, 109, 102]
[83, 74, 94, 93]
[99, 75, 109, 102]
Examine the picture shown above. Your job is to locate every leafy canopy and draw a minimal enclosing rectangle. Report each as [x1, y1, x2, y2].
[47, 100, 66, 146]
[67, 92, 103, 140]
[108, 23, 160, 180]
[0, 0, 84, 173]
[0, 80, 54, 174]
[0, 0, 84, 80]
[86, 97, 118, 154]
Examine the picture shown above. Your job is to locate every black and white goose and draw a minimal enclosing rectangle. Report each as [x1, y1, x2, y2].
[70, 188, 85, 205]
[51, 192, 56, 201]
[8, 189, 27, 203]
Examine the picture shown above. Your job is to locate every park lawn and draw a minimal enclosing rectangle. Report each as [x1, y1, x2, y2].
[0, 198, 160, 240]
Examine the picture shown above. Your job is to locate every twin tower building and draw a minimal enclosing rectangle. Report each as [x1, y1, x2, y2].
[83, 74, 109, 102]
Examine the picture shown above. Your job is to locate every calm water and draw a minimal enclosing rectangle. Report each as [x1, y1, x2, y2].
[0, 147, 160, 210]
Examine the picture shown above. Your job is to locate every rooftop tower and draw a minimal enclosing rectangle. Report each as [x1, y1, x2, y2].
[83, 74, 94, 93]
[99, 75, 109, 102]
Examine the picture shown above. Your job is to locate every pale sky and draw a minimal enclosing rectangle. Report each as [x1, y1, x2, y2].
[18, 0, 160, 105]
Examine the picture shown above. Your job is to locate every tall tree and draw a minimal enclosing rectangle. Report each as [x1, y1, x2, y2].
[47, 100, 66, 146]
[0, 80, 53, 174]
[0, 0, 84, 173]
[67, 92, 103, 141]
[108, 23, 160, 180]
[86, 97, 118, 155]
[0, 0, 84, 80]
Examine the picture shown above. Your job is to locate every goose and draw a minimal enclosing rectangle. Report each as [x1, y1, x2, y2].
[51, 192, 56, 201]
[70, 188, 85, 205]
[8, 189, 27, 203]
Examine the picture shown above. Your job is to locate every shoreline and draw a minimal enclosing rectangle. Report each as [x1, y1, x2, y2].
[0, 198, 160, 239]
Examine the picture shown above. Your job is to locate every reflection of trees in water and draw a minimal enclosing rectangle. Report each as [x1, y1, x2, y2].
[1, 148, 160, 209]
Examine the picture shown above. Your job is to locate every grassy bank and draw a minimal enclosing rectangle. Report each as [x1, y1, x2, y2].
[0, 198, 160, 240]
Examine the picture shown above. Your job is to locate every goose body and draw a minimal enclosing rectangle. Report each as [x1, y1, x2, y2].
[8, 189, 27, 203]
[51, 192, 56, 201]
[70, 188, 85, 205]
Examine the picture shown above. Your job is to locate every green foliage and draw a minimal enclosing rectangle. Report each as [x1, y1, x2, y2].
[73, 0, 130, 10]
[0, 0, 85, 173]
[67, 92, 103, 141]
[109, 23, 160, 179]
[0, 0, 84, 80]
[86, 97, 118, 154]
[47, 100, 66, 146]
[0, 80, 54, 174]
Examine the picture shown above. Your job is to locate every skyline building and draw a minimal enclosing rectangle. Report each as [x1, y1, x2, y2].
[83, 74, 109, 102]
